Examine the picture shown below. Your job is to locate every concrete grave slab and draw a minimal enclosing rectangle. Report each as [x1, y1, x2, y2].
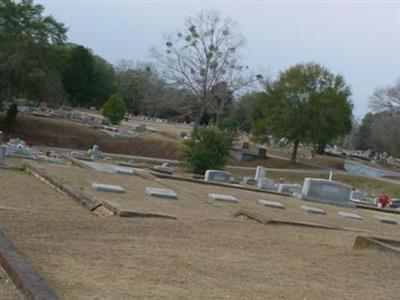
[92, 182, 125, 193]
[374, 216, 398, 225]
[277, 183, 302, 195]
[257, 177, 276, 190]
[301, 205, 326, 215]
[114, 166, 135, 175]
[208, 193, 238, 203]
[338, 211, 363, 220]
[145, 187, 177, 199]
[153, 165, 174, 175]
[257, 199, 285, 209]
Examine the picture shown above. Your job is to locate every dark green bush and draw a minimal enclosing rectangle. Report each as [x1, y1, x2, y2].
[102, 94, 126, 125]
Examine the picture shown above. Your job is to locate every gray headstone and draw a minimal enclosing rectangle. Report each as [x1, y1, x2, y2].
[257, 199, 285, 209]
[92, 182, 125, 193]
[338, 211, 363, 220]
[0, 146, 6, 168]
[374, 216, 397, 225]
[88, 145, 102, 161]
[277, 184, 303, 195]
[208, 193, 238, 203]
[241, 177, 257, 186]
[145, 187, 177, 199]
[257, 177, 276, 190]
[153, 165, 174, 175]
[302, 178, 354, 207]
[136, 124, 146, 132]
[114, 166, 134, 175]
[204, 170, 232, 183]
[0, 131, 3, 144]
[301, 205, 326, 215]
[256, 147, 267, 157]
[350, 191, 365, 202]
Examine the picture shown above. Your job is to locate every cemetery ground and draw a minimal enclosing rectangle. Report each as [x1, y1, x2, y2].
[2, 160, 400, 299]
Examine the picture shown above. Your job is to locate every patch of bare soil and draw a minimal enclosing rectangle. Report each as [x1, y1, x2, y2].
[2, 168, 400, 299]
[0, 114, 179, 159]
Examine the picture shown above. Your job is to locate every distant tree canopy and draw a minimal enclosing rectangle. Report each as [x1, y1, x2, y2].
[254, 63, 353, 162]
[369, 79, 400, 112]
[0, 0, 67, 106]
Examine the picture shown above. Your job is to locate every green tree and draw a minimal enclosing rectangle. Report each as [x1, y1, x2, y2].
[3, 103, 18, 132]
[181, 126, 232, 174]
[254, 63, 353, 162]
[0, 0, 67, 105]
[102, 94, 127, 125]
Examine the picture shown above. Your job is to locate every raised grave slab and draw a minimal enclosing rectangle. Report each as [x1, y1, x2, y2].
[374, 215, 398, 225]
[277, 183, 302, 195]
[145, 187, 177, 199]
[114, 166, 134, 175]
[301, 205, 326, 215]
[208, 193, 238, 203]
[338, 211, 363, 220]
[92, 182, 125, 193]
[257, 177, 276, 190]
[153, 165, 174, 175]
[257, 199, 285, 209]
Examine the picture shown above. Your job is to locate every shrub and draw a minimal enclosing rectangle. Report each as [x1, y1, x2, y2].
[3, 103, 18, 132]
[181, 126, 233, 174]
[102, 94, 126, 125]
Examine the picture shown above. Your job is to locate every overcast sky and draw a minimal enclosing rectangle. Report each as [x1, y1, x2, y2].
[38, 0, 400, 119]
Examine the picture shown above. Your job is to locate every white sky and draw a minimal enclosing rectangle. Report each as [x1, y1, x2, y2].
[37, 0, 400, 118]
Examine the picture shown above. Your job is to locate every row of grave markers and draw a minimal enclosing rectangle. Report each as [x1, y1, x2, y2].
[91, 181, 397, 225]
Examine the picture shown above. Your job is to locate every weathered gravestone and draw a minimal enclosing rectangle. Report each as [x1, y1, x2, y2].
[277, 184, 303, 195]
[255, 166, 267, 181]
[374, 216, 397, 225]
[257, 199, 285, 209]
[301, 205, 326, 215]
[302, 178, 354, 207]
[257, 177, 276, 190]
[136, 124, 146, 132]
[0, 146, 6, 168]
[256, 147, 267, 157]
[242, 142, 250, 150]
[204, 170, 232, 183]
[114, 166, 135, 175]
[338, 211, 363, 220]
[350, 190, 365, 202]
[92, 182, 125, 193]
[0, 131, 3, 144]
[208, 193, 238, 203]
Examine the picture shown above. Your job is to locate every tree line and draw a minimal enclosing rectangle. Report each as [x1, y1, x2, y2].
[8, 0, 400, 162]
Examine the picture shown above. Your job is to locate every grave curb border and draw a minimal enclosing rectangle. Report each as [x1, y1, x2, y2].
[354, 235, 400, 255]
[0, 228, 59, 300]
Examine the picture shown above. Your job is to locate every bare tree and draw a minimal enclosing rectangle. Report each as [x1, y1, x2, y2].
[369, 79, 400, 112]
[152, 10, 256, 126]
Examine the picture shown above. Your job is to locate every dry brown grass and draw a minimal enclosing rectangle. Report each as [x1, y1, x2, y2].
[2, 165, 400, 299]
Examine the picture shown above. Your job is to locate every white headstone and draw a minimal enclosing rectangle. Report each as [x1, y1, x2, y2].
[145, 187, 177, 199]
[0, 131, 3, 144]
[257, 199, 285, 209]
[88, 145, 102, 161]
[204, 170, 232, 183]
[92, 182, 125, 193]
[338, 211, 363, 220]
[257, 177, 275, 190]
[350, 191, 365, 202]
[301, 205, 326, 215]
[0, 146, 6, 168]
[302, 178, 353, 207]
[114, 166, 134, 175]
[255, 166, 267, 181]
[208, 193, 238, 203]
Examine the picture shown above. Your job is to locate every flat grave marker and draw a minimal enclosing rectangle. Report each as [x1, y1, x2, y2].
[204, 170, 232, 183]
[338, 211, 363, 220]
[92, 182, 125, 193]
[114, 166, 135, 175]
[374, 216, 398, 225]
[208, 193, 238, 203]
[145, 187, 177, 199]
[257, 199, 285, 209]
[301, 205, 326, 215]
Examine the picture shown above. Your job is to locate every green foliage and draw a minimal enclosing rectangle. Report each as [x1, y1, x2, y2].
[254, 62, 353, 161]
[181, 126, 233, 174]
[0, 0, 67, 103]
[102, 95, 127, 125]
[3, 103, 18, 131]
